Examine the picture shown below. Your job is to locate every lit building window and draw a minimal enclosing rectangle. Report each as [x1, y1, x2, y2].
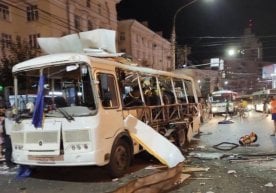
[29, 33, 40, 48]
[26, 5, 39, 21]
[1, 33, 12, 48]
[0, 4, 10, 20]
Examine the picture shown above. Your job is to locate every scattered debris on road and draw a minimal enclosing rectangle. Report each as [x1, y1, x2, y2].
[182, 167, 210, 173]
[188, 152, 225, 160]
[264, 182, 274, 187]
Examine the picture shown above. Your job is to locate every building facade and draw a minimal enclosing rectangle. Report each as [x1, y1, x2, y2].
[0, 0, 119, 58]
[175, 68, 219, 97]
[118, 20, 173, 71]
[0, 0, 173, 71]
[222, 28, 269, 94]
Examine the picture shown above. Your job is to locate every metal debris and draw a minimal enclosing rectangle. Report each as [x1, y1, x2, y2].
[189, 152, 225, 160]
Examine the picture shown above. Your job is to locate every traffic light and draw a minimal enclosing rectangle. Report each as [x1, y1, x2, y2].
[0, 85, 3, 92]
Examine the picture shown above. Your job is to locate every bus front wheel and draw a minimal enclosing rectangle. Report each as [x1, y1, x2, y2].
[107, 139, 132, 178]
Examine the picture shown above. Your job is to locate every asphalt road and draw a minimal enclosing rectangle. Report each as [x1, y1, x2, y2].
[198, 111, 276, 154]
[170, 111, 276, 193]
[1, 111, 276, 193]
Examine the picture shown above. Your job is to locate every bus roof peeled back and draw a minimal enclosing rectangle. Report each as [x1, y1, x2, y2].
[37, 29, 116, 55]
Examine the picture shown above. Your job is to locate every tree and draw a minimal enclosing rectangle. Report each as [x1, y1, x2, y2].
[0, 39, 40, 87]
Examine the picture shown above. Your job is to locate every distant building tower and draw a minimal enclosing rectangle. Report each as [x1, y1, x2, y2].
[222, 26, 268, 94]
[240, 27, 263, 61]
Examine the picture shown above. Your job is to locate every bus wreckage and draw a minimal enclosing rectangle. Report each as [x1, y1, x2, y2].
[7, 29, 200, 177]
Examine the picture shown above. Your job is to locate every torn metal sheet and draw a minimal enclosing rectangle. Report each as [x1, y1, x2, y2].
[189, 152, 225, 160]
[124, 115, 185, 168]
[38, 29, 117, 54]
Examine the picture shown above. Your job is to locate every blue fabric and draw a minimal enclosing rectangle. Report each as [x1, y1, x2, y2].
[272, 113, 276, 120]
[32, 75, 45, 128]
[16, 165, 32, 179]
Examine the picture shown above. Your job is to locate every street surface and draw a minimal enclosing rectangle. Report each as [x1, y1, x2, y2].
[170, 111, 276, 193]
[1, 111, 276, 193]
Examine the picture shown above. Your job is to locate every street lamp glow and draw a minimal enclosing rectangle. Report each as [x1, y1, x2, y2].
[227, 49, 236, 56]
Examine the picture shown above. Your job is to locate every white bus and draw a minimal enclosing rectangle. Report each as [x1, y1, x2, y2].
[210, 90, 238, 115]
[7, 52, 200, 177]
[251, 89, 276, 112]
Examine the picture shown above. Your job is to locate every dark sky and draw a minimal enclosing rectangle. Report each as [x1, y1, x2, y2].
[117, 0, 276, 63]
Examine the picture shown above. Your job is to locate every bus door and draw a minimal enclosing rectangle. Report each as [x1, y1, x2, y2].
[96, 71, 124, 139]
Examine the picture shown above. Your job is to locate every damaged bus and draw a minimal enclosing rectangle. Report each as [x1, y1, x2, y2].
[7, 31, 200, 178]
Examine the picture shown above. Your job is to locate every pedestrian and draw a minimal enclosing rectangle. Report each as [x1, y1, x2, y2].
[3, 110, 16, 167]
[199, 98, 205, 123]
[270, 95, 276, 136]
[0, 116, 4, 160]
[224, 98, 231, 120]
[0, 97, 5, 160]
[0, 95, 15, 168]
[263, 98, 269, 117]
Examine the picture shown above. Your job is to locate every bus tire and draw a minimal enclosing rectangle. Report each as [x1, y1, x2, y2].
[107, 139, 132, 178]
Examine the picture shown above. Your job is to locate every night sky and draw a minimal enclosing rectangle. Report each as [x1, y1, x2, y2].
[117, 0, 276, 64]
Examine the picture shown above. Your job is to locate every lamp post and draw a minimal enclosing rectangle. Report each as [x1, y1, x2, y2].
[171, 0, 198, 70]
[171, 0, 214, 70]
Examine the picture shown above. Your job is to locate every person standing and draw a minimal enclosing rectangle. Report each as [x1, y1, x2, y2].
[3, 110, 16, 167]
[270, 96, 276, 136]
[263, 98, 269, 117]
[0, 97, 5, 160]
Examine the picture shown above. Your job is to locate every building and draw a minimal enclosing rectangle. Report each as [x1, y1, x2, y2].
[0, 0, 119, 58]
[222, 28, 270, 94]
[0, 0, 173, 72]
[175, 68, 219, 98]
[117, 19, 173, 71]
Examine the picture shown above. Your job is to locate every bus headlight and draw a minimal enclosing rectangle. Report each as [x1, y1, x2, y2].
[212, 107, 218, 112]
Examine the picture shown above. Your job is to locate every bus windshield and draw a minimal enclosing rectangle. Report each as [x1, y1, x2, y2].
[13, 62, 96, 118]
[212, 93, 235, 103]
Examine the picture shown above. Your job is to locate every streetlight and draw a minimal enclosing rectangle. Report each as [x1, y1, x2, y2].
[227, 48, 237, 57]
[171, 0, 214, 70]
[171, 0, 198, 70]
[224, 80, 228, 89]
[226, 47, 261, 59]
